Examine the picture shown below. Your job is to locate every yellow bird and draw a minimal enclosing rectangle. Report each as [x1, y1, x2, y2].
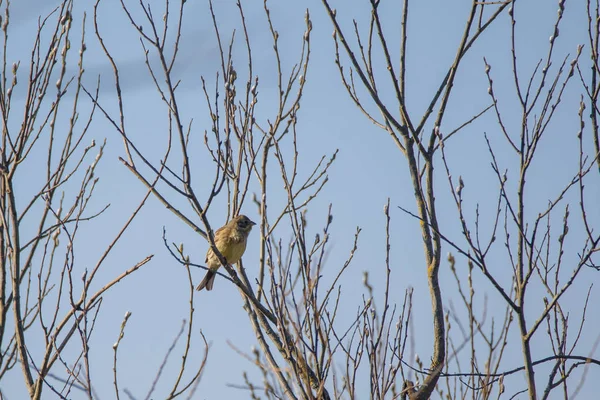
[196, 215, 256, 291]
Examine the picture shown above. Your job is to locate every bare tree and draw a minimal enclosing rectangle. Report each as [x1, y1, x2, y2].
[0, 1, 158, 399]
[321, 0, 600, 399]
[92, 0, 346, 397]
[3, 0, 599, 399]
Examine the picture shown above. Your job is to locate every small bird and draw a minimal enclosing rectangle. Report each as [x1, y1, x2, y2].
[196, 215, 256, 291]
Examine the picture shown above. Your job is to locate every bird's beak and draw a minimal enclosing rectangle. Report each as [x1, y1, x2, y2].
[250, 220, 257, 226]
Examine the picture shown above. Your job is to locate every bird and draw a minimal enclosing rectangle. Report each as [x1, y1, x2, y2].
[196, 215, 256, 291]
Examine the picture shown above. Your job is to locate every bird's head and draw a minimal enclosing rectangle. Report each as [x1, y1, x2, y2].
[234, 215, 256, 234]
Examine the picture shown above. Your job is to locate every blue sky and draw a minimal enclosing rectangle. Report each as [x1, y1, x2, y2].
[4, 0, 599, 399]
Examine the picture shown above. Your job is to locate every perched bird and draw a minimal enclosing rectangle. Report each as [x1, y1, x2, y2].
[196, 215, 256, 291]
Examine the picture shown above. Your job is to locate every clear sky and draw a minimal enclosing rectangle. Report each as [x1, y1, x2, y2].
[4, 0, 599, 399]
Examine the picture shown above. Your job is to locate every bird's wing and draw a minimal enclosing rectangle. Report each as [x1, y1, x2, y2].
[205, 224, 229, 263]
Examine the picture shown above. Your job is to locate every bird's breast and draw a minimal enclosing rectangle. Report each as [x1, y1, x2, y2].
[221, 238, 247, 264]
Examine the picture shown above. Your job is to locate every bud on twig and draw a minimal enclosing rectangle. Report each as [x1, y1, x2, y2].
[456, 176, 464, 196]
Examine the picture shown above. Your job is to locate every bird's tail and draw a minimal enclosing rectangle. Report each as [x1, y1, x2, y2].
[196, 270, 216, 291]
